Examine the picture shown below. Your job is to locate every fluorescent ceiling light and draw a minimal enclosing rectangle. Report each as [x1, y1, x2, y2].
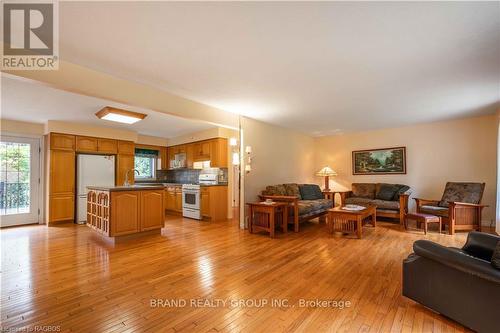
[96, 106, 147, 124]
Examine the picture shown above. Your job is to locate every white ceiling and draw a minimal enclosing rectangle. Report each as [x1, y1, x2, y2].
[0, 76, 215, 138]
[14, 2, 500, 135]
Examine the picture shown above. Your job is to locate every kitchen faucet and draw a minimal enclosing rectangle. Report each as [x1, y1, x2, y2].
[123, 169, 140, 186]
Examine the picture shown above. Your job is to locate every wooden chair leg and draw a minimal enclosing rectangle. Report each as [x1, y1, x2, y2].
[424, 221, 428, 235]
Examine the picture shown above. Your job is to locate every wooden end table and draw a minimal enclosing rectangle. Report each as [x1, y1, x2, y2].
[327, 205, 376, 239]
[247, 202, 288, 238]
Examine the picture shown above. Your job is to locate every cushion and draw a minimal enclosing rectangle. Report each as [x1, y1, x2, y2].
[420, 205, 449, 217]
[393, 185, 411, 201]
[264, 185, 286, 196]
[370, 199, 400, 210]
[344, 197, 373, 206]
[438, 182, 485, 207]
[291, 199, 333, 217]
[283, 183, 301, 199]
[299, 184, 323, 200]
[376, 183, 400, 201]
[351, 183, 376, 199]
[492, 241, 500, 270]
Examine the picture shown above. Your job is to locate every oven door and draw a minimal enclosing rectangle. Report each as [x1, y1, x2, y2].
[182, 190, 200, 210]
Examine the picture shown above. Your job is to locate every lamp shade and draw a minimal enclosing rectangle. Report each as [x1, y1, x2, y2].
[316, 166, 337, 177]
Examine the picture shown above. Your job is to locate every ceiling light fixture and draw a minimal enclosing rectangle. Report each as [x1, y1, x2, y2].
[96, 106, 147, 124]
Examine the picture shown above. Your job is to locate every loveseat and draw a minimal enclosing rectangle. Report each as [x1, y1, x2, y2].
[259, 183, 333, 232]
[339, 183, 411, 224]
[403, 232, 500, 332]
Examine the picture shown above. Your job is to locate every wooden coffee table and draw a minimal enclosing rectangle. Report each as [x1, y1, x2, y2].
[327, 205, 376, 239]
[247, 202, 288, 238]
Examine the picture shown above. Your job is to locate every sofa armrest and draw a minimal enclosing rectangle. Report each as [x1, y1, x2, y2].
[338, 191, 352, 206]
[450, 202, 488, 208]
[413, 240, 500, 284]
[462, 231, 500, 261]
[414, 198, 440, 207]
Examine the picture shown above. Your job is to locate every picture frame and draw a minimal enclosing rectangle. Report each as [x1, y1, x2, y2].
[352, 146, 406, 175]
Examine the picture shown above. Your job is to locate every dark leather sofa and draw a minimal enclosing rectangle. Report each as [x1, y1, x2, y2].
[403, 232, 500, 333]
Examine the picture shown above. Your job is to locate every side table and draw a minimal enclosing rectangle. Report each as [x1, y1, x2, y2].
[247, 202, 288, 238]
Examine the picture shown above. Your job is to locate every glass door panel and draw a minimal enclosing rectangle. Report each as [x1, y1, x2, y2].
[0, 136, 40, 227]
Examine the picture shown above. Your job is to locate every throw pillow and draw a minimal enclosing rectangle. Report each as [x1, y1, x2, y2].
[299, 184, 323, 200]
[392, 185, 410, 201]
[376, 184, 400, 201]
[265, 185, 286, 196]
[283, 183, 301, 199]
[351, 183, 376, 199]
[492, 241, 500, 270]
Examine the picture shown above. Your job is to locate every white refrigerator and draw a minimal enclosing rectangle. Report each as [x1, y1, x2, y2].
[77, 154, 115, 223]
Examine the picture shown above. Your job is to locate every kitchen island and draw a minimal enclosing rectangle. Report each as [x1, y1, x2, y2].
[86, 185, 164, 242]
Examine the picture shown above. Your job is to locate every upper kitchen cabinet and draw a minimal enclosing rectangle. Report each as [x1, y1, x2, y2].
[192, 141, 211, 161]
[118, 141, 135, 155]
[209, 138, 228, 168]
[50, 133, 75, 150]
[76, 136, 98, 152]
[97, 138, 118, 154]
[165, 138, 227, 169]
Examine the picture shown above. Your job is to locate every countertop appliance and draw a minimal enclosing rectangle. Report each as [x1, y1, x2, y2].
[198, 168, 220, 185]
[77, 154, 115, 224]
[182, 184, 201, 220]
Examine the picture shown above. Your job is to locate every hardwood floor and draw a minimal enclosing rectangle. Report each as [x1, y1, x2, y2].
[1, 216, 473, 332]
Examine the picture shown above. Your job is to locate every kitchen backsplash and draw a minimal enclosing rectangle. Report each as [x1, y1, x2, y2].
[156, 168, 228, 184]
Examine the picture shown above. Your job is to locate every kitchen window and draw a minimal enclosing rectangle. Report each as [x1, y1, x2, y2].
[134, 148, 158, 180]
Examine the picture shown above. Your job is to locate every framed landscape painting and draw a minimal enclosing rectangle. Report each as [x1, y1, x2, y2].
[352, 147, 406, 175]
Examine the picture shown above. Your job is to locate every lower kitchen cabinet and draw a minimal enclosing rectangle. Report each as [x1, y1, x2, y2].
[165, 186, 182, 213]
[201, 186, 228, 221]
[110, 190, 164, 236]
[49, 194, 75, 222]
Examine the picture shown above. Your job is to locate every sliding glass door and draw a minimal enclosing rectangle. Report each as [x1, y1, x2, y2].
[0, 136, 40, 227]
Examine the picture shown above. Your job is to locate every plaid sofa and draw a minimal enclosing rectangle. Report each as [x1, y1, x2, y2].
[339, 183, 412, 224]
[259, 183, 333, 232]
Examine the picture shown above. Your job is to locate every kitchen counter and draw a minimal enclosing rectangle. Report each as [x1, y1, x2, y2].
[134, 182, 229, 187]
[87, 185, 165, 191]
[86, 187, 164, 242]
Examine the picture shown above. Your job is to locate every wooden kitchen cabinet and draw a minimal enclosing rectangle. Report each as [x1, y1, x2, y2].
[140, 190, 165, 230]
[186, 144, 194, 168]
[192, 141, 211, 161]
[116, 154, 135, 186]
[76, 136, 98, 152]
[209, 138, 228, 168]
[50, 133, 75, 150]
[118, 141, 135, 155]
[175, 191, 183, 212]
[200, 186, 228, 221]
[49, 149, 75, 194]
[165, 186, 182, 213]
[111, 191, 140, 236]
[49, 194, 74, 222]
[97, 138, 118, 154]
[164, 189, 176, 211]
[201, 189, 210, 217]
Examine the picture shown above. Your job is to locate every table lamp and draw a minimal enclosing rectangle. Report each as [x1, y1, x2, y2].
[316, 166, 337, 191]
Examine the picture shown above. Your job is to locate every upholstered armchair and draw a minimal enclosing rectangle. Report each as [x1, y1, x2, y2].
[414, 182, 486, 235]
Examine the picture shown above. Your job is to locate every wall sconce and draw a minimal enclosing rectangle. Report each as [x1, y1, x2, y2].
[229, 137, 238, 147]
[245, 146, 252, 173]
[232, 152, 240, 165]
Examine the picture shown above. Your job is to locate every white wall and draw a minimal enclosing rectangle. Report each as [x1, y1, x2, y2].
[315, 115, 498, 226]
[242, 117, 316, 204]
